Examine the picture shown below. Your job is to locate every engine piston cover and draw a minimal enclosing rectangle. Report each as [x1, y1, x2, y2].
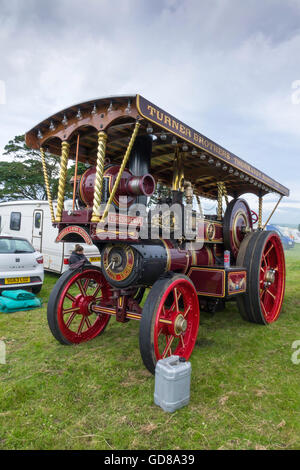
[79, 165, 155, 208]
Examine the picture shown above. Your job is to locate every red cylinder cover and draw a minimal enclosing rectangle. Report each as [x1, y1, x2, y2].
[78, 165, 155, 208]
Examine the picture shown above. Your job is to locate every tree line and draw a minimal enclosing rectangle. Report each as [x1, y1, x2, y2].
[0, 135, 86, 202]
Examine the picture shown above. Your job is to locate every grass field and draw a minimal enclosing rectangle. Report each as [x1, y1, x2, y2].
[0, 245, 300, 450]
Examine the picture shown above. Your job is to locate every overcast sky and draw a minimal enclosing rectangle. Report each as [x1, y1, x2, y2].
[0, 0, 299, 224]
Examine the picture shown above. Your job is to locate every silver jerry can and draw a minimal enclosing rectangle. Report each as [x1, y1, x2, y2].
[154, 355, 191, 413]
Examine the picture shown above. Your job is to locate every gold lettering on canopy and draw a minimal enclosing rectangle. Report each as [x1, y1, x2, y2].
[139, 96, 289, 196]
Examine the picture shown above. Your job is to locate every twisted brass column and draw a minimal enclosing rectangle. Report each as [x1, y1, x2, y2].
[55, 141, 70, 223]
[217, 182, 223, 220]
[100, 121, 140, 223]
[222, 182, 229, 206]
[258, 194, 263, 230]
[91, 131, 108, 222]
[40, 147, 55, 223]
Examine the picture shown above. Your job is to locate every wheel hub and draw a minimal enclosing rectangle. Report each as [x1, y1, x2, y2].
[174, 314, 187, 335]
[75, 295, 94, 316]
[265, 269, 275, 285]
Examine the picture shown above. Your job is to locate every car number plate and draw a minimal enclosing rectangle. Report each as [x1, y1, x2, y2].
[89, 257, 100, 262]
[5, 277, 30, 284]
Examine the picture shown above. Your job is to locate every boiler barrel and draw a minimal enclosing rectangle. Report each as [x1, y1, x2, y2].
[100, 240, 214, 288]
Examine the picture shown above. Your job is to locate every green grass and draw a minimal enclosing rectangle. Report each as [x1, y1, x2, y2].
[0, 246, 300, 450]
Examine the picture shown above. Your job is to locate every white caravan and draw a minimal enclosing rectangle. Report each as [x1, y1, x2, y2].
[0, 200, 101, 274]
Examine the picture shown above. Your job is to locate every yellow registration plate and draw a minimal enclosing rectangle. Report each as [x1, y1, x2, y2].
[5, 277, 30, 285]
[89, 257, 100, 262]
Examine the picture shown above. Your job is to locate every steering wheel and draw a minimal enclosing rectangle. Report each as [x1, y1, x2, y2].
[251, 210, 258, 225]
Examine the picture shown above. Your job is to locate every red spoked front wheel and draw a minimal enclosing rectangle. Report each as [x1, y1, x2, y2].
[47, 266, 112, 344]
[139, 274, 200, 374]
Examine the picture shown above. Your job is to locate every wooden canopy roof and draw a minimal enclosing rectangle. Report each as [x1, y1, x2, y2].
[25, 94, 289, 199]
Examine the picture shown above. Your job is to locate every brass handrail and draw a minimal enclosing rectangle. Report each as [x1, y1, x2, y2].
[99, 121, 140, 224]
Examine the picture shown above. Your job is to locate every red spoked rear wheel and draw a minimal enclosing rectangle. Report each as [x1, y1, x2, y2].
[259, 233, 285, 323]
[139, 274, 200, 374]
[237, 231, 286, 324]
[47, 266, 112, 344]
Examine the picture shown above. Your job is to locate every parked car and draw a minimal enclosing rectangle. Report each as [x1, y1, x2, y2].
[0, 235, 44, 293]
[266, 224, 295, 250]
[0, 200, 101, 274]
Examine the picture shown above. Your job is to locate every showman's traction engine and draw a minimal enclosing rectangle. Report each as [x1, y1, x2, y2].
[25, 95, 289, 374]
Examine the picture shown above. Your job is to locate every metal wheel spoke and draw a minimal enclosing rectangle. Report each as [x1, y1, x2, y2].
[157, 326, 163, 337]
[180, 335, 185, 348]
[93, 284, 102, 298]
[174, 288, 179, 312]
[77, 316, 85, 335]
[85, 316, 92, 328]
[162, 336, 175, 358]
[65, 311, 77, 328]
[65, 292, 76, 302]
[266, 289, 276, 300]
[171, 291, 182, 311]
[183, 305, 191, 318]
[159, 317, 172, 325]
[83, 279, 89, 294]
[261, 300, 268, 317]
[63, 306, 80, 315]
[76, 280, 86, 297]
[262, 253, 269, 269]
[264, 244, 274, 259]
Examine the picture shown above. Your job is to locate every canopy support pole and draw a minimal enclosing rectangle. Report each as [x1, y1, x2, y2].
[222, 182, 229, 206]
[55, 141, 70, 223]
[100, 121, 140, 224]
[258, 194, 263, 230]
[217, 182, 223, 220]
[40, 147, 55, 223]
[72, 134, 80, 212]
[91, 131, 108, 222]
[263, 195, 283, 230]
